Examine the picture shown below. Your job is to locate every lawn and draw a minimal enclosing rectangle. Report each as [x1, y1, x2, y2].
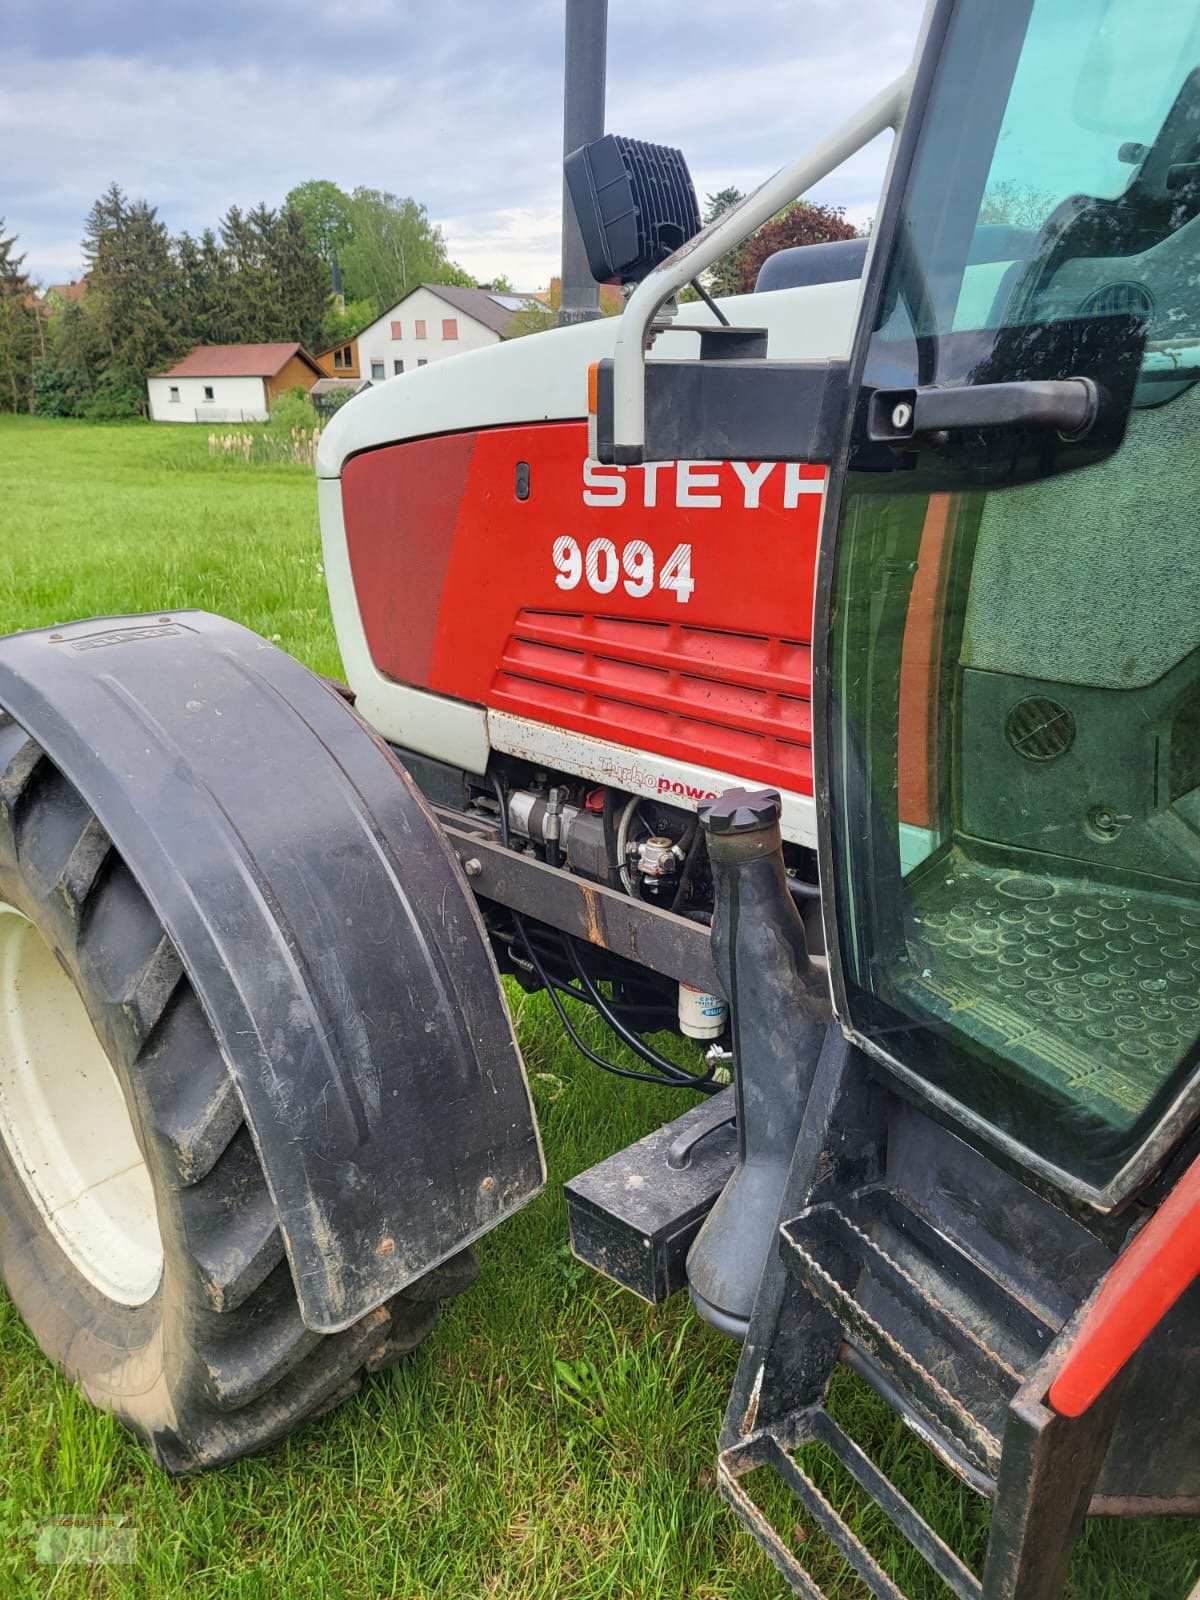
[0, 416, 1195, 1600]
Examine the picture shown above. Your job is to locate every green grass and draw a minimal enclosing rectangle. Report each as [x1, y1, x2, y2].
[0, 416, 1196, 1599]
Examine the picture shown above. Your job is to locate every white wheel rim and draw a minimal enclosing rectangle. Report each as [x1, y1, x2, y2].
[0, 903, 163, 1306]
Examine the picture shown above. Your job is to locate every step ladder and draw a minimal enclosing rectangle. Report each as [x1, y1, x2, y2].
[717, 1032, 1128, 1600]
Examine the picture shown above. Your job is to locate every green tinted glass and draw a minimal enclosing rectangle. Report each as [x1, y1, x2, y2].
[827, 0, 1200, 1189]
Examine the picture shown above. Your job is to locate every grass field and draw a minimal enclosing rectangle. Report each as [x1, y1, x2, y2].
[0, 416, 1196, 1599]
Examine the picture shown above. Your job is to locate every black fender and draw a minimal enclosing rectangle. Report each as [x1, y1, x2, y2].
[0, 613, 544, 1332]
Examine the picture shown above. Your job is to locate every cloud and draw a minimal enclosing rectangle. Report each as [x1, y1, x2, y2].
[2, 0, 924, 289]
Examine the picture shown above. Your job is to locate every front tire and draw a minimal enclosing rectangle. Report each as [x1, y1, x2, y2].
[0, 715, 474, 1472]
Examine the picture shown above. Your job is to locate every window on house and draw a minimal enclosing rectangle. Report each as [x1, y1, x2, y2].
[414, 320, 426, 339]
[441, 319, 458, 340]
[417, 359, 428, 367]
[370, 360, 385, 381]
[390, 321, 402, 339]
[393, 359, 404, 375]
[203, 385, 214, 402]
[168, 386, 180, 403]
[333, 345, 352, 370]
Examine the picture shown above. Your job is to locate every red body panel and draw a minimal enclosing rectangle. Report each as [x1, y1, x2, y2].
[341, 422, 825, 794]
[1048, 1153, 1200, 1417]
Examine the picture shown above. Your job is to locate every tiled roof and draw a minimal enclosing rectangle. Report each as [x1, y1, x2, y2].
[46, 279, 88, 303]
[157, 343, 321, 379]
[418, 283, 539, 337]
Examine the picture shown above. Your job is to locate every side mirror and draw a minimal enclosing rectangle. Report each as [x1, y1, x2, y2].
[565, 133, 701, 286]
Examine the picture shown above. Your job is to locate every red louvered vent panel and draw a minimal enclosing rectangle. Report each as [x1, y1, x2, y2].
[491, 611, 814, 794]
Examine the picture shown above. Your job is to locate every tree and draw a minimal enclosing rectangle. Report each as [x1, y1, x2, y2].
[702, 186, 746, 298]
[0, 221, 39, 412]
[338, 189, 462, 318]
[218, 204, 277, 342]
[505, 278, 621, 339]
[727, 200, 857, 296]
[283, 180, 354, 267]
[267, 206, 332, 351]
[174, 228, 234, 346]
[321, 296, 375, 345]
[217, 203, 330, 350]
[35, 297, 106, 416]
[82, 182, 183, 414]
[438, 261, 478, 288]
[978, 180, 1056, 230]
[504, 300, 556, 339]
[704, 186, 744, 224]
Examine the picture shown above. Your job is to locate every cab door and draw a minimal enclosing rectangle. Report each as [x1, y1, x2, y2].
[816, 0, 1200, 1203]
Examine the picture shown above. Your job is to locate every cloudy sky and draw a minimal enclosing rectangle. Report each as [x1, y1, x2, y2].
[4, 0, 925, 291]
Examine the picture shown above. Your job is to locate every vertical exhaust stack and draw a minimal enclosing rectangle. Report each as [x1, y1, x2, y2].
[559, 0, 608, 325]
[686, 788, 830, 1341]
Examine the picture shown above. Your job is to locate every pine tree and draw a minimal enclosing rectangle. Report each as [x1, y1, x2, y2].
[268, 207, 331, 351]
[36, 297, 104, 416]
[0, 221, 40, 413]
[175, 228, 234, 346]
[82, 183, 183, 414]
[702, 187, 746, 299]
[217, 203, 329, 348]
[217, 204, 270, 343]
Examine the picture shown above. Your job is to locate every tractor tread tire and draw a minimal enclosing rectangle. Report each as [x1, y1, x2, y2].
[0, 718, 475, 1473]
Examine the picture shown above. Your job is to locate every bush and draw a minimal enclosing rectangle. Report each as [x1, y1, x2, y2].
[84, 368, 147, 420]
[32, 360, 84, 418]
[268, 386, 316, 434]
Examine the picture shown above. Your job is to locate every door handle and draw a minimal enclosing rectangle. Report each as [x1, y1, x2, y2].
[870, 376, 1101, 445]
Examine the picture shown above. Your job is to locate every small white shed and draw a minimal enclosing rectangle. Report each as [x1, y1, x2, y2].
[148, 344, 323, 423]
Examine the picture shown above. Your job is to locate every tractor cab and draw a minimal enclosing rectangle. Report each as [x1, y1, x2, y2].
[822, 0, 1200, 1207]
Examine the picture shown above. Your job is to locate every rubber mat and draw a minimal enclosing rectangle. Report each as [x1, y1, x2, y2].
[902, 850, 1200, 1134]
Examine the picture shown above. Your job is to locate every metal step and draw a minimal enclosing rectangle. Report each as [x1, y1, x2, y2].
[719, 1402, 982, 1600]
[781, 1185, 1063, 1478]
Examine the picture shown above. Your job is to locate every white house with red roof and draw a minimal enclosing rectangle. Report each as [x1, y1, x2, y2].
[147, 343, 323, 423]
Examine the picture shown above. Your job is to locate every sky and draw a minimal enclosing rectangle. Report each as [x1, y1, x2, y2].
[2, 0, 926, 292]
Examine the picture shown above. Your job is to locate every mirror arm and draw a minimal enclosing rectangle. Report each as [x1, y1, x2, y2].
[608, 70, 913, 464]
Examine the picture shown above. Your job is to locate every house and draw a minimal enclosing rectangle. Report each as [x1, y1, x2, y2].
[316, 283, 541, 385]
[147, 343, 323, 423]
[43, 278, 89, 309]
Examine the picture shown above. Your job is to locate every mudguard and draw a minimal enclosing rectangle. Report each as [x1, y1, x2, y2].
[0, 612, 544, 1332]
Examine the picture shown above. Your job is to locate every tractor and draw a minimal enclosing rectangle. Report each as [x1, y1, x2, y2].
[1, 0, 1198, 1593]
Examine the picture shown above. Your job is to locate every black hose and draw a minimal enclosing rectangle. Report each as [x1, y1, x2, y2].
[504, 930, 670, 1022]
[787, 877, 821, 902]
[562, 934, 714, 1088]
[522, 921, 717, 1092]
[491, 773, 511, 847]
[670, 816, 704, 913]
[513, 923, 667, 1003]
